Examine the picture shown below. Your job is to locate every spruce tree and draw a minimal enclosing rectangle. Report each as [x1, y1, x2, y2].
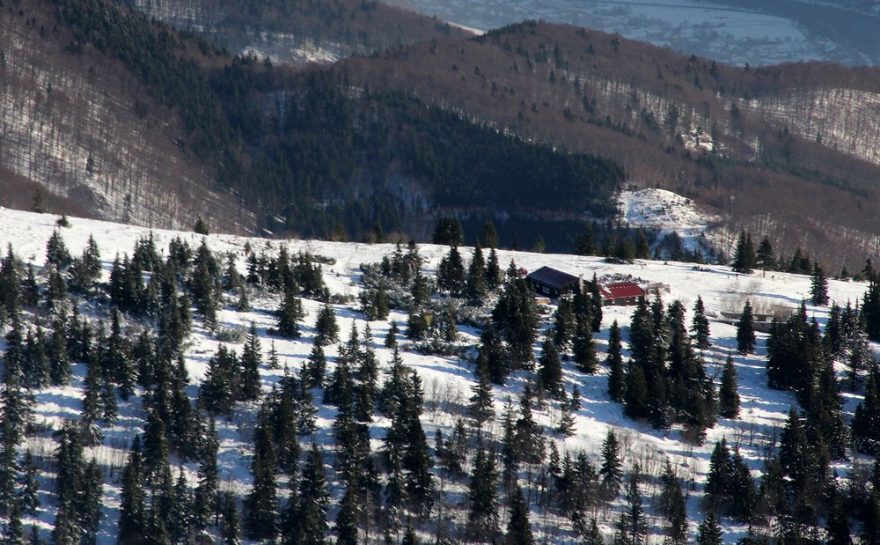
[314, 301, 339, 346]
[691, 296, 711, 349]
[607, 320, 625, 402]
[469, 370, 495, 426]
[334, 485, 359, 545]
[219, 493, 240, 545]
[514, 386, 544, 466]
[437, 245, 466, 295]
[756, 237, 775, 272]
[854, 370, 880, 454]
[810, 263, 830, 306]
[305, 344, 327, 389]
[466, 443, 500, 541]
[588, 275, 604, 332]
[193, 417, 219, 530]
[45, 230, 71, 270]
[4, 503, 23, 545]
[659, 460, 687, 545]
[696, 512, 723, 545]
[557, 396, 576, 437]
[240, 323, 262, 401]
[538, 338, 563, 398]
[297, 444, 329, 545]
[486, 248, 502, 290]
[618, 468, 647, 545]
[466, 245, 488, 305]
[719, 356, 740, 419]
[506, 487, 534, 545]
[276, 284, 303, 339]
[572, 313, 598, 374]
[732, 230, 756, 274]
[553, 297, 576, 351]
[19, 451, 39, 516]
[244, 408, 278, 541]
[385, 321, 399, 348]
[736, 301, 756, 355]
[599, 429, 623, 501]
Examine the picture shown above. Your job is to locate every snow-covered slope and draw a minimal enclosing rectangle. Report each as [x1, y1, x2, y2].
[0, 206, 870, 543]
[618, 188, 725, 255]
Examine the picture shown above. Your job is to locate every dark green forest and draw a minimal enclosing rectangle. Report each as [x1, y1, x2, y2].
[52, 0, 623, 243]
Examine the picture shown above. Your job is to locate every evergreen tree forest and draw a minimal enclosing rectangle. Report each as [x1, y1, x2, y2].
[0, 217, 877, 545]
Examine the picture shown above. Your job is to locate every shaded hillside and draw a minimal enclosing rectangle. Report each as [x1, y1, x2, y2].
[332, 21, 880, 266]
[125, 0, 468, 63]
[1, 0, 623, 247]
[0, 0, 253, 232]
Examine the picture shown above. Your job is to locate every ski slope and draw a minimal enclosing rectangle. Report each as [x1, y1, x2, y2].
[0, 205, 871, 543]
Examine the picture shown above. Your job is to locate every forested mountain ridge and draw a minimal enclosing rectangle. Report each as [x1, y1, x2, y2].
[7, 0, 880, 267]
[333, 21, 880, 266]
[124, 0, 468, 64]
[1, 0, 625, 247]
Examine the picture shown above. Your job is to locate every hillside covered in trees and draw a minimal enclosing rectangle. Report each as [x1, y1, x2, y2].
[0, 202, 879, 544]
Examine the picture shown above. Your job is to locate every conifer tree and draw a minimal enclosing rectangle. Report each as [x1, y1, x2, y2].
[466, 245, 488, 305]
[573, 312, 598, 374]
[618, 468, 647, 545]
[553, 297, 576, 351]
[514, 386, 544, 466]
[588, 275, 604, 332]
[659, 460, 687, 545]
[305, 344, 326, 390]
[691, 296, 711, 349]
[854, 370, 880, 454]
[267, 341, 280, 370]
[696, 512, 723, 545]
[314, 301, 339, 346]
[476, 324, 509, 385]
[276, 283, 303, 339]
[4, 503, 23, 545]
[45, 230, 71, 270]
[719, 356, 740, 419]
[825, 487, 852, 545]
[736, 301, 756, 355]
[757, 237, 775, 272]
[437, 245, 466, 295]
[557, 396, 576, 437]
[705, 438, 733, 513]
[244, 408, 278, 540]
[220, 493, 240, 545]
[335, 485, 360, 545]
[599, 429, 623, 501]
[507, 486, 534, 545]
[623, 364, 649, 420]
[81, 362, 103, 445]
[19, 451, 39, 517]
[385, 321, 399, 349]
[466, 443, 500, 541]
[486, 248, 502, 290]
[607, 320, 625, 402]
[296, 444, 329, 545]
[193, 417, 219, 530]
[469, 369, 495, 426]
[240, 323, 262, 401]
[732, 230, 756, 274]
[538, 338, 563, 398]
[810, 263, 830, 306]
[118, 438, 147, 545]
